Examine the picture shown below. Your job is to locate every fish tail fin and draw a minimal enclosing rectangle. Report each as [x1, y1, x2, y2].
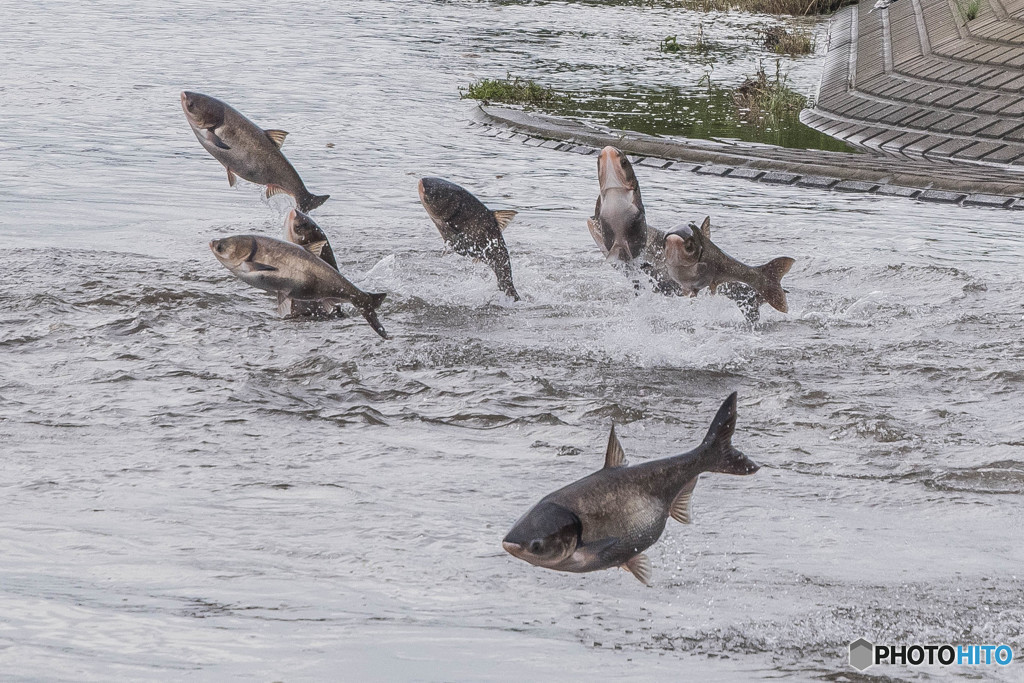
[299, 192, 331, 213]
[699, 393, 759, 476]
[754, 257, 795, 313]
[359, 292, 389, 339]
[605, 239, 633, 263]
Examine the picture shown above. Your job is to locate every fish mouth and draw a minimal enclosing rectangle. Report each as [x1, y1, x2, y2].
[664, 233, 698, 267]
[501, 540, 524, 556]
[597, 146, 631, 191]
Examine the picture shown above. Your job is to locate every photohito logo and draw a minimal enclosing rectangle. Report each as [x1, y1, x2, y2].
[849, 638, 1014, 671]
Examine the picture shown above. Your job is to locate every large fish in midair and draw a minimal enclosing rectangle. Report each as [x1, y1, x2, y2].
[502, 393, 759, 585]
[654, 217, 795, 313]
[181, 91, 330, 213]
[280, 209, 344, 318]
[418, 177, 520, 300]
[587, 146, 648, 264]
[210, 235, 388, 338]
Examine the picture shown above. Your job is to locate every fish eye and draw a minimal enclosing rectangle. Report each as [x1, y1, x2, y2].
[216, 243, 224, 252]
[529, 540, 544, 554]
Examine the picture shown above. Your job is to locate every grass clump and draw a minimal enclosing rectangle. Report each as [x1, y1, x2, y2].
[676, 0, 852, 15]
[760, 26, 815, 55]
[955, 0, 981, 21]
[660, 23, 715, 54]
[732, 60, 808, 126]
[460, 73, 567, 105]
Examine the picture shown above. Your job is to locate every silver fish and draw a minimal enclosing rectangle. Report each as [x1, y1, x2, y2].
[210, 234, 387, 338]
[418, 177, 520, 300]
[182, 92, 329, 213]
[280, 209, 344, 319]
[503, 393, 759, 585]
[587, 146, 648, 264]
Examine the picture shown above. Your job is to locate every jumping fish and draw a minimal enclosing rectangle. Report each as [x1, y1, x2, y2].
[281, 208, 344, 318]
[210, 235, 388, 338]
[181, 92, 330, 213]
[502, 393, 759, 585]
[417, 177, 520, 300]
[658, 217, 794, 313]
[587, 146, 648, 264]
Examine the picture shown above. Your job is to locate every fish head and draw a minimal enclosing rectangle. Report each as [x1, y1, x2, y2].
[181, 91, 225, 130]
[209, 236, 256, 271]
[417, 177, 464, 226]
[502, 501, 581, 568]
[597, 146, 640, 193]
[664, 223, 703, 268]
[284, 208, 324, 245]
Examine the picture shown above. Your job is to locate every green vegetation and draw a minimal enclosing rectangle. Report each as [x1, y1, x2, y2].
[660, 23, 715, 54]
[955, 0, 981, 21]
[460, 74, 568, 105]
[533, 77, 848, 153]
[674, 0, 853, 16]
[731, 61, 808, 127]
[760, 26, 815, 55]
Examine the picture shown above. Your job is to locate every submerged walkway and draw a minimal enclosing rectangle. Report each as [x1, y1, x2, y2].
[801, 0, 1024, 165]
[476, 105, 1024, 208]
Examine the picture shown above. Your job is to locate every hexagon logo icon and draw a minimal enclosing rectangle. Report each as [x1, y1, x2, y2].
[849, 638, 874, 671]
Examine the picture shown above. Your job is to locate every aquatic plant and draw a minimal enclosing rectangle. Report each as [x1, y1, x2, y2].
[660, 23, 715, 54]
[732, 60, 808, 126]
[660, 35, 683, 52]
[955, 0, 981, 21]
[760, 26, 815, 55]
[675, 0, 852, 16]
[460, 74, 568, 105]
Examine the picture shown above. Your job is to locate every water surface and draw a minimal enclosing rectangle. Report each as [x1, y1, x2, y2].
[1, 1, 1022, 680]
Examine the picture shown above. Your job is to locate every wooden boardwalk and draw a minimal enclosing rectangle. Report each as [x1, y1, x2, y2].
[801, 0, 1024, 166]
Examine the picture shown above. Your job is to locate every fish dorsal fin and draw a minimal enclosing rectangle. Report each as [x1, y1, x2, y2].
[670, 476, 699, 524]
[700, 216, 711, 239]
[226, 167, 237, 187]
[623, 553, 652, 586]
[304, 240, 327, 257]
[603, 424, 626, 469]
[266, 184, 288, 199]
[493, 210, 517, 231]
[264, 129, 288, 148]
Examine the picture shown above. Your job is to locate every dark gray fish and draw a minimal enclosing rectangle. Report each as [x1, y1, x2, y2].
[181, 92, 329, 213]
[586, 146, 648, 264]
[657, 216, 794, 313]
[502, 393, 759, 585]
[284, 208, 339, 271]
[281, 209, 344, 319]
[210, 235, 388, 339]
[418, 177, 520, 300]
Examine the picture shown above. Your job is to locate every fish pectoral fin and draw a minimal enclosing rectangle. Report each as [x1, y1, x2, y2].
[241, 261, 277, 273]
[304, 240, 328, 257]
[493, 210, 517, 231]
[699, 216, 711, 239]
[206, 129, 230, 150]
[670, 476, 699, 525]
[586, 218, 608, 255]
[266, 184, 288, 199]
[226, 168, 237, 187]
[623, 553, 652, 586]
[276, 292, 292, 317]
[264, 129, 288, 148]
[603, 424, 626, 469]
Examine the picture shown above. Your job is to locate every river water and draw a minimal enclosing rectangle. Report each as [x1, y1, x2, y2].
[1, 1, 1022, 680]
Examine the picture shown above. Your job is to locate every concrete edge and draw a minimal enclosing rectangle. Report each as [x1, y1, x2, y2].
[471, 105, 1024, 208]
